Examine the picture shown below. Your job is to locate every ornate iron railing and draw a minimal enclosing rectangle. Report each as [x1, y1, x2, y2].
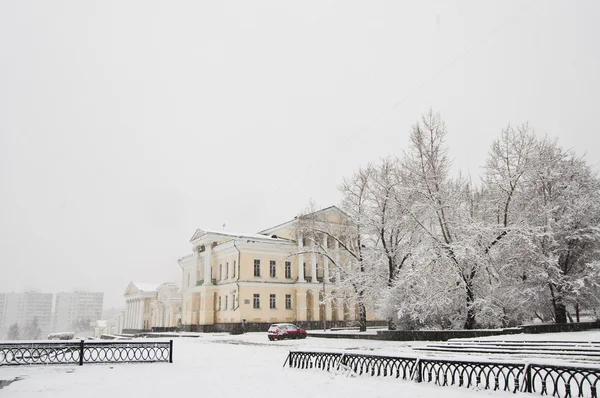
[284, 351, 600, 398]
[0, 340, 173, 366]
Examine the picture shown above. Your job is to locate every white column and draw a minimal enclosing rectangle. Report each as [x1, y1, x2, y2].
[136, 299, 140, 329]
[138, 299, 145, 330]
[130, 301, 134, 329]
[203, 242, 213, 285]
[132, 300, 136, 329]
[335, 239, 341, 283]
[123, 299, 129, 328]
[193, 246, 200, 286]
[297, 232, 306, 282]
[311, 240, 317, 283]
[129, 300, 134, 330]
[127, 300, 132, 329]
[322, 233, 329, 282]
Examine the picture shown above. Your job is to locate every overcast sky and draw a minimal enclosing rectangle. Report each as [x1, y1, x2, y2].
[1, 0, 599, 309]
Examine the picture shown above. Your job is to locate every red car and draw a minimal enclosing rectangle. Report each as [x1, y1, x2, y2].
[267, 323, 307, 340]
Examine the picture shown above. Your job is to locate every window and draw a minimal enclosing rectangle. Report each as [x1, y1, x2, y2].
[254, 259, 261, 277]
[233, 260, 236, 278]
[217, 296, 221, 311]
[285, 261, 291, 278]
[269, 260, 276, 277]
[224, 295, 228, 310]
[270, 294, 276, 309]
[232, 293, 236, 309]
[225, 262, 228, 279]
[285, 294, 292, 310]
[253, 294, 260, 309]
[219, 264, 222, 280]
[303, 262, 307, 277]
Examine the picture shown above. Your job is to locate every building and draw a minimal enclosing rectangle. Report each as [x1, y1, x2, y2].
[93, 320, 108, 338]
[123, 282, 182, 333]
[54, 291, 104, 333]
[176, 206, 382, 332]
[150, 283, 182, 331]
[1, 291, 53, 339]
[105, 310, 125, 335]
[0, 293, 6, 338]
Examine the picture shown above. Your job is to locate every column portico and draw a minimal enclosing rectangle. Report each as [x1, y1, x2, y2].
[335, 239, 341, 282]
[311, 249, 317, 283]
[130, 300, 134, 329]
[193, 247, 200, 286]
[203, 242, 213, 286]
[296, 290, 307, 321]
[322, 233, 329, 282]
[139, 298, 146, 330]
[312, 290, 320, 321]
[297, 232, 305, 282]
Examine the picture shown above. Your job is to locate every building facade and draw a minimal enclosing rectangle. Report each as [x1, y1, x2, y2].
[123, 282, 182, 333]
[0, 293, 6, 338]
[176, 206, 382, 332]
[54, 291, 104, 332]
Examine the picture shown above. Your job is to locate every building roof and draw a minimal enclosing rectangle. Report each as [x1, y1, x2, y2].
[257, 205, 351, 235]
[131, 282, 161, 292]
[189, 229, 290, 243]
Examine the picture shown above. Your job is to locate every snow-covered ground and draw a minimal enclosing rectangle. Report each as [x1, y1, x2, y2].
[1, 330, 599, 397]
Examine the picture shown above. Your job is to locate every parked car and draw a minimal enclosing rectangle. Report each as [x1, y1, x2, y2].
[267, 323, 307, 340]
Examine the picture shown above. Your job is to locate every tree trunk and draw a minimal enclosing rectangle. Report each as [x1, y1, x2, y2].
[575, 302, 580, 323]
[464, 284, 476, 330]
[387, 318, 396, 331]
[549, 283, 568, 323]
[554, 302, 567, 323]
[357, 298, 367, 332]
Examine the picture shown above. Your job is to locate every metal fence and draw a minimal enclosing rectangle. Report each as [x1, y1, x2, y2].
[0, 340, 173, 366]
[284, 351, 600, 398]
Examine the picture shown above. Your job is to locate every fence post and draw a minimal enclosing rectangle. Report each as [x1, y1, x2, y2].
[169, 340, 173, 363]
[79, 340, 84, 366]
[524, 364, 532, 393]
[414, 359, 422, 383]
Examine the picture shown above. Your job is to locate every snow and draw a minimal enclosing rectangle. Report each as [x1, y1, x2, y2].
[200, 229, 292, 242]
[2, 331, 599, 397]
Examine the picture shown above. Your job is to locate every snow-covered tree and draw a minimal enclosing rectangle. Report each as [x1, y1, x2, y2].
[398, 112, 538, 329]
[296, 171, 376, 332]
[23, 317, 42, 340]
[7, 323, 20, 340]
[518, 139, 600, 323]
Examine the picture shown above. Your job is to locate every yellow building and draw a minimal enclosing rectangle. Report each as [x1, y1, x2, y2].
[176, 206, 382, 332]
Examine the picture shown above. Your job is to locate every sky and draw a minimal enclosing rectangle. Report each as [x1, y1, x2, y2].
[1, 0, 599, 309]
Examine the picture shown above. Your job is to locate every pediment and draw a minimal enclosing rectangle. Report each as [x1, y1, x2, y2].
[189, 229, 206, 242]
[124, 282, 140, 296]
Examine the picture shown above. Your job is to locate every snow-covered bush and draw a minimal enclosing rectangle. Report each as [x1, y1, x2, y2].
[48, 332, 75, 340]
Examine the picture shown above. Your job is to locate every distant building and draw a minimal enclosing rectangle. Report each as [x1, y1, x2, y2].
[54, 291, 104, 332]
[106, 310, 125, 335]
[0, 293, 6, 337]
[123, 282, 181, 332]
[93, 320, 108, 338]
[1, 291, 53, 338]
